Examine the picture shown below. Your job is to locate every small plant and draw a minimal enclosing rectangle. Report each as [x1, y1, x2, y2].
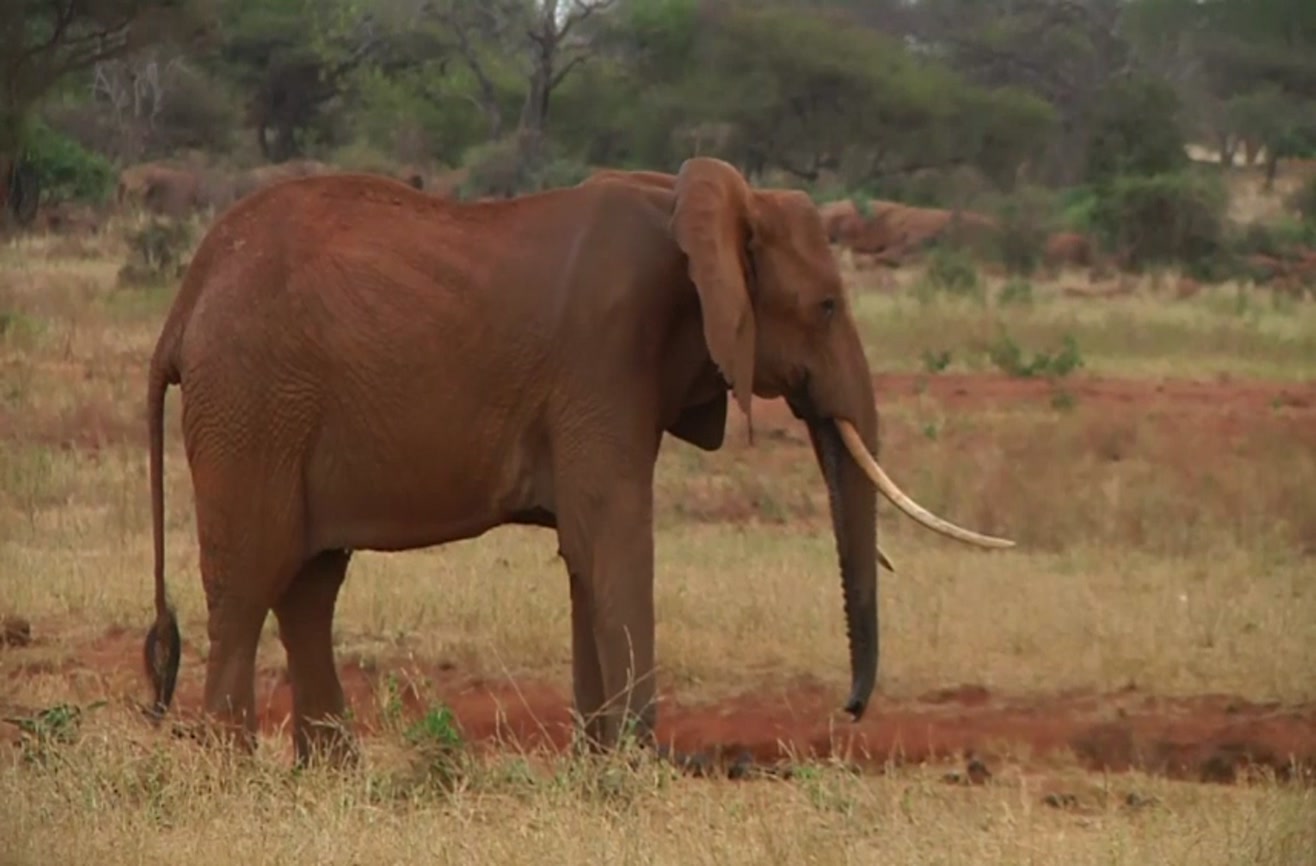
[1049, 388, 1077, 411]
[405, 702, 464, 752]
[924, 246, 982, 300]
[920, 348, 952, 374]
[0, 309, 43, 346]
[4, 700, 105, 765]
[117, 218, 195, 288]
[997, 278, 1035, 307]
[403, 701, 470, 792]
[987, 331, 1084, 380]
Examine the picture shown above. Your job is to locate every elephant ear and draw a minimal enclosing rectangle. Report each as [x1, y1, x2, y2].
[669, 157, 757, 435]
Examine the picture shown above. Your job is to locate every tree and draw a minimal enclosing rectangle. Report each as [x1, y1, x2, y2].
[0, 0, 209, 153]
[907, 0, 1133, 185]
[425, 0, 616, 155]
[667, 2, 1052, 188]
[213, 0, 412, 161]
[1123, 0, 1316, 175]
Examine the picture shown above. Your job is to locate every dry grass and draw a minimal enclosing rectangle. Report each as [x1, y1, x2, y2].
[2, 717, 1313, 866]
[2, 221, 1315, 865]
[847, 269, 1316, 382]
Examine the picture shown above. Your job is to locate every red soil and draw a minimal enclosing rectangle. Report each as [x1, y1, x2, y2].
[756, 371, 1316, 434]
[4, 626, 1314, 786]
[4, 372, 1314, 782]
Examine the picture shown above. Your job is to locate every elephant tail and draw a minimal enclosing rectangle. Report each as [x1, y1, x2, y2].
[142, 333, 182, 723]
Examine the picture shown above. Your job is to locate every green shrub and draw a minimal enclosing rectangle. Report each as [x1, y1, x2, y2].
[1230, 219, 1313, 260]
[920, 348, 952, 374]
[1058, 186, 1101, 233]
[987, 332, 1083, 380]
[923, 246, 982, 300]
[459, 134, 591, 199]
[459, 137, 525, 199]
[117, 218, 196, 287]
[22, 119, 114, 204]
[1088, 170, 1228, 269]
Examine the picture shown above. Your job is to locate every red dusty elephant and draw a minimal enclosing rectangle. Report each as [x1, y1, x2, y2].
[141, 159, 1014, 768]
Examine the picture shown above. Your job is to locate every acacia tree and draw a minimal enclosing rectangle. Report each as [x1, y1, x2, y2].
[425, 0, 615, 155]
[0, 0, 208, 153]
[905, 0, 1133, 185]
[675, 2, 1054, 187]
[1123, 0, 1316, 176]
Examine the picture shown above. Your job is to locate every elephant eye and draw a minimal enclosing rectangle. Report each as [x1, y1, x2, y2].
[820, 297, 838, 319]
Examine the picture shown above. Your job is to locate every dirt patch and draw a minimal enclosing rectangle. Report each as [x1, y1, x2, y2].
[5, 627, 1313, 786]
[733, 372, 1316, 455]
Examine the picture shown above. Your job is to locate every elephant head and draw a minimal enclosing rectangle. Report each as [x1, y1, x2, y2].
[592, 159, 1013, 719]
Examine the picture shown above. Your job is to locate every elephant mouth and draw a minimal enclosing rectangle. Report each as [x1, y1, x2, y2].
[786, 388, 1015, 551]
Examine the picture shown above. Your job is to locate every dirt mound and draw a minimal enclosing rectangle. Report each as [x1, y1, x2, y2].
[1043, 231, 1096, 270]
[5, 627, 1313, 785]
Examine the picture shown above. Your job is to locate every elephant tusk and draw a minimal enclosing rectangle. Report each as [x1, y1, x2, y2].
[878, 545, 896, 572]
[836, 419, 1016, 550]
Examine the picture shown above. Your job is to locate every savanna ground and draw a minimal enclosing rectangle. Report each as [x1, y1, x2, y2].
[2, 191, 1316, 865]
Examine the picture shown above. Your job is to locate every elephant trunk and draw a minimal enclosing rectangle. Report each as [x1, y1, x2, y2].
[807, 417, 879, 721]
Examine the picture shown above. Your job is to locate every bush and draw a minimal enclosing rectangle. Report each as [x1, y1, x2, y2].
[1289, 174, 1316, 225]
[985, 186, 1060, 275]
[1058, 186, 1100, 234]
[117, 217, 196, 287]
[1088, 170, 1228, 270]
[22, 119, 115, 204]
[1230, 219, 1313, 260]
[459, 134, 591, 199]
[922, 246, 982, 300]
[987, 332, 1084, 380]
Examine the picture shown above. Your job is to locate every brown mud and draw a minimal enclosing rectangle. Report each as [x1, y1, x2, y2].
[4, 626, 1314, 786]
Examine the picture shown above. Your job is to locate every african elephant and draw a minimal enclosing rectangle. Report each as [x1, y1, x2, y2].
[141, 157, 1013, 766]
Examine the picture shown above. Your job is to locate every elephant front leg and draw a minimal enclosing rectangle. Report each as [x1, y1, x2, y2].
[567, 566, 608, 752]
[558, 480, 658, 752]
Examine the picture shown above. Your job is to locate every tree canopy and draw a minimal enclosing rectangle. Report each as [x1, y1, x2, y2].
[9, 0, 1316, 197]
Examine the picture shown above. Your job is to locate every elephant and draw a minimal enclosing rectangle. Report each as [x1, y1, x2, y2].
[141, 157, 1013, 767]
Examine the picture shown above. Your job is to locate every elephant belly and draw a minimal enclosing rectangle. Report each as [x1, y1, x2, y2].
[302, 423, 552, 554]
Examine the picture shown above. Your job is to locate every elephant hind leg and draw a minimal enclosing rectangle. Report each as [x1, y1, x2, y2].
[273, 549, 356, 767]
[191, 464, 308, 754]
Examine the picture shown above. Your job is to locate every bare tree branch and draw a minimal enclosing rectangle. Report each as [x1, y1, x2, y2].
[557, 0, 616, 44]
[547, 53, 588, 89]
